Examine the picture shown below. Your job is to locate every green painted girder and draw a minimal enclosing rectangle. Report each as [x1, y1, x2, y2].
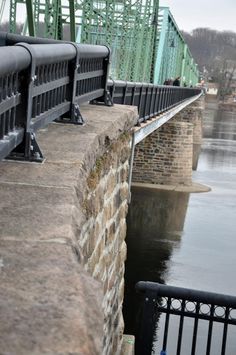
[153, 7, 199, 86]
[77, 0, 160, 82]
[8, 0, 160, 82]
[9, 0, 35, 36]
[8, 1, 198, 85]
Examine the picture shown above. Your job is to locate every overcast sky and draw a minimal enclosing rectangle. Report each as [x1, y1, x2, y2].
[161, 0, 236, 33]
[1, 0, 236, 34]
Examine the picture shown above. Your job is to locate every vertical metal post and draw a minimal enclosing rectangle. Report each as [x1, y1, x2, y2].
[26, 0, 35, 36]
[69, 0, 76, 42]
[221, 307, 230, 355]
[191, 302, 200, 355]
[128, 133, 136, 203]
[9, 0, 17, 33]
[153, 7, 169, 84]
[13, 43, 43, 162]
[137, 289, 157, 355]
[181, 44, 187, 82]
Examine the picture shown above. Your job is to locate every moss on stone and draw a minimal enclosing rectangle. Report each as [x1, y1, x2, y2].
[87, 132, 131, 191]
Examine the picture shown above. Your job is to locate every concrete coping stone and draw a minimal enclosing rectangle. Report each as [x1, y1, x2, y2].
[132, 181, 211, 193]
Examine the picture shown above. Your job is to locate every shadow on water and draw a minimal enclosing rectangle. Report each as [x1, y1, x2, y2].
[123, 187, 190, 336]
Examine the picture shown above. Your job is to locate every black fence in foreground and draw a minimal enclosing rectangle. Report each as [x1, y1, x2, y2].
[135, 281, 236, 355]
[0, 32, 201, 162]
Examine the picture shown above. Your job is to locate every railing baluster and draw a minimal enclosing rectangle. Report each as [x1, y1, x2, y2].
[221, 307, 230, 355]
[191, 302, 200, 355]
[206, 304, 215, 355]
[162, 297, 171, 353]
[176, 299, 185, 355]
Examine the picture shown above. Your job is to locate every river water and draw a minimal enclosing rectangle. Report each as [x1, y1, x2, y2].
[123, 101, 236, 354]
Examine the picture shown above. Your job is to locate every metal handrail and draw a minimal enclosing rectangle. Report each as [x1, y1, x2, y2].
[107, 80, 201, 124]
[0, 32, 201, 163]
[0, 36, 111, 162]
[136, 281, 236, 355]
[0, 46, 31, 160]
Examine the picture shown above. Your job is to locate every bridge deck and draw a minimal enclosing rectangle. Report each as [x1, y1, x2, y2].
[134, 92, 202, 145]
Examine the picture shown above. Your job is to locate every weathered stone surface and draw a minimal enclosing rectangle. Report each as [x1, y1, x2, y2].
[0, 104, 137, 189]
[121, 335, 135, 355]
[0, 240, 103, 355]
[0, 183, 75, 242]
[0, 103, 137, 355]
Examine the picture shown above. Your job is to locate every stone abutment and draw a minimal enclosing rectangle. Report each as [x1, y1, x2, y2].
[0, 97, 203, 354]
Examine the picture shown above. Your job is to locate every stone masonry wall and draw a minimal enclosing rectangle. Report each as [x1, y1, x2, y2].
[0, 104, 137, 355]
[78, 133, 131, 355]
[132, 96, 204, 185]
[133, 121, 193, 185]
[173, 97, 204, 170]
[173, 97, 204, 145]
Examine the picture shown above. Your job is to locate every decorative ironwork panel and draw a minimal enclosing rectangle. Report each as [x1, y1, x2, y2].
[136, 281, 236, 355]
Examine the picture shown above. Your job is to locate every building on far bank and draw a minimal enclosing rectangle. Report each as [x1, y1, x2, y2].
[206, 83, 219, 96]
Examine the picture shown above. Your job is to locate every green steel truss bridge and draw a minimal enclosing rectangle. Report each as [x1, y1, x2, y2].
[1, 0, 199, 85]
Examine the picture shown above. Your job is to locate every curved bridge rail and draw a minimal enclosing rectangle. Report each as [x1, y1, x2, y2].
[136, 281, 236, 355]
[0, 37, 110, 162]
[0, 32, 201, 163]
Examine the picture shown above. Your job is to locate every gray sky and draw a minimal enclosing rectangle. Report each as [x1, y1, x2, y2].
[1, 0, 236, 33]
[161, 0, 236, 33]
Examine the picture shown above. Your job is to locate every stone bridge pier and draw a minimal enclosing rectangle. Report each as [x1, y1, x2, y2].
[132, 97, 204, 186]
[0, 96, 204, 355]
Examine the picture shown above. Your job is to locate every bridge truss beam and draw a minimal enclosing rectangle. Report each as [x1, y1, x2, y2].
[7, 1, 199, 84]
[154, 7, 199, 86]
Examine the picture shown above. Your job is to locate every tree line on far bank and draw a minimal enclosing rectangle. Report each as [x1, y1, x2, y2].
[182, 28, 236, 98]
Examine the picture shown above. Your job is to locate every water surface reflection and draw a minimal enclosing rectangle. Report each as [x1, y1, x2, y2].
[124, 103, 236, 353]
[123, 188, 190, 334]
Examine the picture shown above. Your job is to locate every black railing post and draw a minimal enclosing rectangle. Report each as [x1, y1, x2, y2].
[8, 43, 44, 162]
[103, 47, 113, 107]
[56, 43, 85, 125]
[136, 282, 236, 355]
[137, 288, 157, 355]
[69, 44, 84, 124]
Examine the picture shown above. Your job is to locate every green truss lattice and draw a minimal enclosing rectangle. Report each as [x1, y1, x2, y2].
[8, 1, 199, 84]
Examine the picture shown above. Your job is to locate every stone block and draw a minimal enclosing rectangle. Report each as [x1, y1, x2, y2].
[0, 183, 74, 242]
[0, 240, 103, 355]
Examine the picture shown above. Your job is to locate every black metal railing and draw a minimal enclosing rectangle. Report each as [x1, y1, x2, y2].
[0, 31, 60, 46]
[135, 281, 236, 355]
[0, 33, 111, 162]
[107, 80, 201, 124]
[0, 32, 201, 162]
[0, 45, 31, 161]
